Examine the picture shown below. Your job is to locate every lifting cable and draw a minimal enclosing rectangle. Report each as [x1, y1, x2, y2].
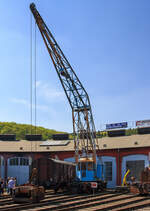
[34, 20, 37, 135]
[34, 21, 38, 152]
[30, 13, 37, 136]
[30, 13, 38, 153]
[30, 12, 33, 153]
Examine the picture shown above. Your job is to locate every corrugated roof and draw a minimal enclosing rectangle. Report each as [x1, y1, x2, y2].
[0, 139, 74, 152]
[0, 134, 150, 152]
[99, 134, 150, 149]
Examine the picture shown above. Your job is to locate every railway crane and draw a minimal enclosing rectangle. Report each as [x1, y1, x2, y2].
[30, 3, 106, 192]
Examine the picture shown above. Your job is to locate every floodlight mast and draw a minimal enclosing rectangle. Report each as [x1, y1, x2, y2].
[30, 3, 98, 176]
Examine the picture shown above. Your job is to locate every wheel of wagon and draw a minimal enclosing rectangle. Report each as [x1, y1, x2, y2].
[86, 184, 92, 194]
[36, 195, 40, 203]
[139, 184, 144, 195]
[71, 186, 79, 194]
[143, 184, 149, 195]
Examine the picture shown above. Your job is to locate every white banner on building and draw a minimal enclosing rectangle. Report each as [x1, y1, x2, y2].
[136, 120, 150, 127]
[106, 122, 127, 130]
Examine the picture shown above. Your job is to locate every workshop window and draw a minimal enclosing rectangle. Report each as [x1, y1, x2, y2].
[10, 158, 19, 166]
[87, 162, 94, 170]
[104, 161, 112, 181]
[20, 158, 29, 166]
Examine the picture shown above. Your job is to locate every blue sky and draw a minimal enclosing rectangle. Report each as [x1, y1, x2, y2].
[0, 0, 150, 132]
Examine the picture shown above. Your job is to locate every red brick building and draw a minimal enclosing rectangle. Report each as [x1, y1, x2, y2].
[0, 134, 150, 188]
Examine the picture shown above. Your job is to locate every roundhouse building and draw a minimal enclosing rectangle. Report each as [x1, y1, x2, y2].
[0, 133, 150, 188]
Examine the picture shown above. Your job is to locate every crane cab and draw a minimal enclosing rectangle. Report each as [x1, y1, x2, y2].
[76, 157, 100, 182]
[75, 157, 106, 193]
[76, 157, 105, 182]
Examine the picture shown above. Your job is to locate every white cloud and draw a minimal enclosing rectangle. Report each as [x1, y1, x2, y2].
[36, 80, 65, 102]
[36, 81, 42, 88]
[11, 98, 28, 106]
[11, 98, 49, 112]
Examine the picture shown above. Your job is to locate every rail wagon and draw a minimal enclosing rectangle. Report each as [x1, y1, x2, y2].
[31, 157, 76, 189]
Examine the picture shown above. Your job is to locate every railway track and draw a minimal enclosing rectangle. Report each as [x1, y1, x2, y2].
[0, 190, 150, 211]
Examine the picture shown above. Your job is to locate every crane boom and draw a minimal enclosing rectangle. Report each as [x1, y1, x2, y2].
[30, 3, 99, 178]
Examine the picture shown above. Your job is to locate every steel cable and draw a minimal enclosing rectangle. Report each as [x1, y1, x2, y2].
[34, 21, 38, 152]
[34, 20, 37, 136]
[30, 12, 33, 153]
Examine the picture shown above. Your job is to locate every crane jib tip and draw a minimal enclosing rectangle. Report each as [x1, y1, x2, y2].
[30, 3, 36, 10]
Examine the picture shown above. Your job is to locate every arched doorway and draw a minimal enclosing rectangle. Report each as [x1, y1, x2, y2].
[121, 154, 148, 183]
[7, 156, 32, 185]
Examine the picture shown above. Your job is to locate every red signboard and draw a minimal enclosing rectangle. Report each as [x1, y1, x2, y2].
[91, 182, 97, 188]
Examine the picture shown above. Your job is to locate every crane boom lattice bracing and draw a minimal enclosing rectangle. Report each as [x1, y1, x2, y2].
[30, 3, 99, 179]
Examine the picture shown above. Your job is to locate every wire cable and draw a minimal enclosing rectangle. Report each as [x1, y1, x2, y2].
[30, 12, 33, 153]
[34, 20, 37, 135]
[34, 20, 38, 152]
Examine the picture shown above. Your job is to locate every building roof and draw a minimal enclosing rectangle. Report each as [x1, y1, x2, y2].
[0, 134, 150, 152]
[99, 134, 150, 149]
[40, 140, 70, 146]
